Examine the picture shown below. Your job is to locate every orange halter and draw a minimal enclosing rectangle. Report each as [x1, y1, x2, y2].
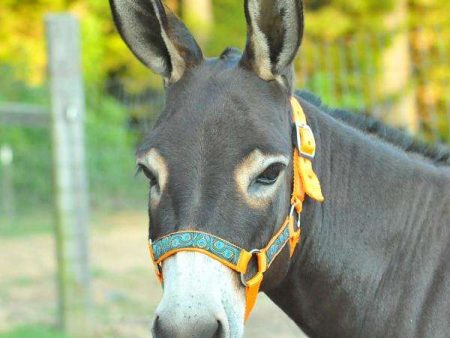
[148, 97, 324, 321]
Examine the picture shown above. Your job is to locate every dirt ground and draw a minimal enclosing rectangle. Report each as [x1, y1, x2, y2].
[0, 211, 305, 338]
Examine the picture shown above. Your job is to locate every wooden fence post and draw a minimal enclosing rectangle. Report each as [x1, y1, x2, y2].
[45, 14, 91, 335]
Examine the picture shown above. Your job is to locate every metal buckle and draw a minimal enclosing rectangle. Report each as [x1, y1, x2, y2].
[240, 249, 261, 287]
[293, 122, 316, 160]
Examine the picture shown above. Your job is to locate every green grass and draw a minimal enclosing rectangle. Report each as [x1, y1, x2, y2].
[0, 325, 70, 338]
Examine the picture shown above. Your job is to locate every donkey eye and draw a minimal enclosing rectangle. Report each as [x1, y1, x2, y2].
[138, 164, 158, 186]
[255, 163, 285, 185]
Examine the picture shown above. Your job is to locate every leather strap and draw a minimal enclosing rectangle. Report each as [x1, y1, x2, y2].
[290, 97, 324, 213]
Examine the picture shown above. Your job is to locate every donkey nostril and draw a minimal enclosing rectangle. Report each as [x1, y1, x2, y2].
[151, 314, 162, 336]
[214, 318, 226, 338]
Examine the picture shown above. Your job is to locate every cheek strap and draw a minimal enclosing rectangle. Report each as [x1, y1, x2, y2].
[147, 97, 324, 321]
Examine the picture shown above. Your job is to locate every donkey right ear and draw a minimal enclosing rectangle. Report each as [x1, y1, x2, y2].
[240, 0, 304, 90]
[109, 0, 203, 85]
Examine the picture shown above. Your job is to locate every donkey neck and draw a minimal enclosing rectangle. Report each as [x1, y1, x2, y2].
[267, 98, 450, 337]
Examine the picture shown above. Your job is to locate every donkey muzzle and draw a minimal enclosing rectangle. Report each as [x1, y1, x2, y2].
[151, 252, 245, 338]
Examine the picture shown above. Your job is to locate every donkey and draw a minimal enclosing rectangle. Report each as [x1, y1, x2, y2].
[109, 0, 450, 337]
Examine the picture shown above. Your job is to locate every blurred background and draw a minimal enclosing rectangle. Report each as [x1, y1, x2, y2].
[0, 0, 449, 337]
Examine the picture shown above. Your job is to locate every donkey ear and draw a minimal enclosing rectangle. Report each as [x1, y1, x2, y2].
[109, 0, 203, 84]
[240, 0, 304, 88]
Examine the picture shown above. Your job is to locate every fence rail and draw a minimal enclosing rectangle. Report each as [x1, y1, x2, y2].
[0, 103, 49, 127]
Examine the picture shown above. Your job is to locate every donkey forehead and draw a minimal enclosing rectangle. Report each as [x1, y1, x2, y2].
[164, 58, 288, 120]
[138, 59, 292, 162]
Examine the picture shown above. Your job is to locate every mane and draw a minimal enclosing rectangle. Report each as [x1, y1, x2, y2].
[297, 90, 450, 167]
[220, 47, 242, 60]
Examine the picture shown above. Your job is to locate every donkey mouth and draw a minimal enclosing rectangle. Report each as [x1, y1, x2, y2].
[151, 252, 246, 338]
[152, 315, 228, 338]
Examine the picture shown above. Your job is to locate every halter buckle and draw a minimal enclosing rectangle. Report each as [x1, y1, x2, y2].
[293, 122, 316, 160]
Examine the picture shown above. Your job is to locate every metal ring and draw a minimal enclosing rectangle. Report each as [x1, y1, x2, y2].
[289, 204, 296, 218]
[289, 204, 302, 230]
[156, 262, 162, 274]
[240, 249, 261, 287]
[240, 273, 247, 287]
[296, 213, 301, 230]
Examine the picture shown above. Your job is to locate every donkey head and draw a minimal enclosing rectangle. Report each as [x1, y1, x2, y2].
[110, 0, 304, 336]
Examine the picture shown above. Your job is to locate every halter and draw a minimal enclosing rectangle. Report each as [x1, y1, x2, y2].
[148, 97, 324, 321]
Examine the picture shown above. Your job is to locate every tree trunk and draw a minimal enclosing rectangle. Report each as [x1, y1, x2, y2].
[181, 0, 213, 45]
[379, 0, 418, 133]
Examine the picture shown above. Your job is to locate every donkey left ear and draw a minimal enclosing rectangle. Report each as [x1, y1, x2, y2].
[109, 0, 203, 85]
[240, 0, 304, 90]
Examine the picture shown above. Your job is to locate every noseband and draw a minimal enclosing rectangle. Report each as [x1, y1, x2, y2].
[148, 97, 324, 321]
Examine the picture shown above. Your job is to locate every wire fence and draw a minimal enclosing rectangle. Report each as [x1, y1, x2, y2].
[108, 30, 450, 140]
[1, 30, 450, 231]
[298, 29, 450, 142]
[0, 29, 450, 232]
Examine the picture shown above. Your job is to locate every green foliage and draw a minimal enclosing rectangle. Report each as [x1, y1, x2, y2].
[0, 71, 53, 216]
[305, 0, 394, 39]
[0, 67, 48, 104]
[0, 69, 146, 218]
[207, 0, 246, 54]
[0, 0, 448, 222]
[84, 89, 147, 210]
[0, 0, 448, 88]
